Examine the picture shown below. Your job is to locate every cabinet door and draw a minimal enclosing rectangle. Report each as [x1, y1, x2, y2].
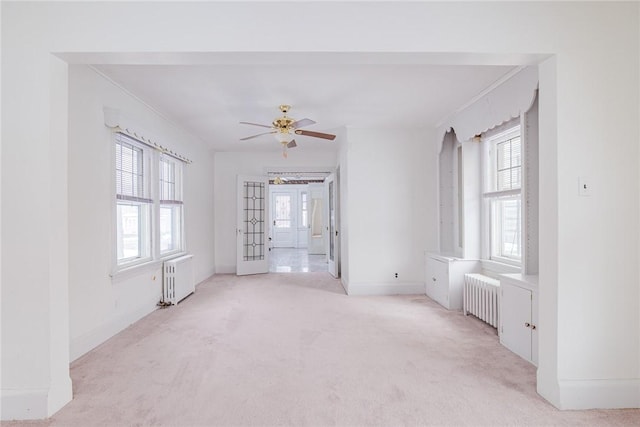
[500, 283, 532, 361]
[426, 257, 449, 308]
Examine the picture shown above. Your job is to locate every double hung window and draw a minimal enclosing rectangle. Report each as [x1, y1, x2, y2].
[159, 156, 184, 255]
[114, 133, 185, 270]
[484, 126, 522, 264]
[115, 135, 152, 265]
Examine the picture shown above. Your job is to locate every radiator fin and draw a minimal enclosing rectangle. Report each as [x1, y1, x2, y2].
[463, 273, 500, 328]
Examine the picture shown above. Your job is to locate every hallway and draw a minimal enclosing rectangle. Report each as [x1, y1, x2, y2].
[269, 247, 327, 273]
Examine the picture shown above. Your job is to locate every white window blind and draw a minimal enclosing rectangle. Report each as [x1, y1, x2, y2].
[115, 134, 152, 203]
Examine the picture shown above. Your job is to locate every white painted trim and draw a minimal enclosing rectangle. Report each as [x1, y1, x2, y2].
[558, 379, 640, 409]
[340, 277, 349, 294]
[215, 265, 236, 274]
[1, 388, 49, 420]
[69, 296, 159, 362]
[347, 282, 424, 296]
[47, 377, 72, 417]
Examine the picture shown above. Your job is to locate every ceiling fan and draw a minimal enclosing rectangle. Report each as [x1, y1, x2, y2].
[240, 105, 336, 158]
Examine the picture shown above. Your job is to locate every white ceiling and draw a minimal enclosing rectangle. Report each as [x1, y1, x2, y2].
[93, 59, 516, 153]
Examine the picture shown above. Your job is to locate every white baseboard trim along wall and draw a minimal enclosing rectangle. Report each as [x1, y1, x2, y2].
[347, 282, 425, 296]
[558, 379, 640, 409]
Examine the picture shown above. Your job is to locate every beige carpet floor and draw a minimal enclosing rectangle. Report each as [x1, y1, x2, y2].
[7, 272, 640, 426]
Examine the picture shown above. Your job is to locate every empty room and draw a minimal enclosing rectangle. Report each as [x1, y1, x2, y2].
[2, 1, 640, 425]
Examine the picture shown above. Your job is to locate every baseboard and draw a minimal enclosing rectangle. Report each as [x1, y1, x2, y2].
[557, 379, 640, 409]
[70, 297, 159, 362]
[1, 388, 49, 420]
[215, 265, 236, 274]
[2, 376, 72, 421]
[347, 281, 424, 296]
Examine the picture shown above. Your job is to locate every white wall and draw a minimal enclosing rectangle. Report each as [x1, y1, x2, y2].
[1, 1, 639, 418]
[337, 127, 349, 291]
[67, 65, 215, 361]
[345, 128, 434, 295]
[213, 150, 337, 273]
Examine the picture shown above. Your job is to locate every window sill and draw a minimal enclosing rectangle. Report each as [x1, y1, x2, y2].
[481, 259, 521, 279]
[111, 251, 189, 283]
[159, 251, 188, 262]
[111, 259, 162, 283]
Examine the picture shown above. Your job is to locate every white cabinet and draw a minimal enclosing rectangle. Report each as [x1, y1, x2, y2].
[425, 253, 478, 310]
[499, 274, 538, 365]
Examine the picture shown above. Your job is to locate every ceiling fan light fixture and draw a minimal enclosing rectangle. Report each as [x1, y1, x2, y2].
[274, 130, 294, 144]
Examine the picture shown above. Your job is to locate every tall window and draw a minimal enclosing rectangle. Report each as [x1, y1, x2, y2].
[159, 155, 184, 255]
[484, 126, 522, 264]
[115, 134, 152, 265]
[114, 133, 186, 270]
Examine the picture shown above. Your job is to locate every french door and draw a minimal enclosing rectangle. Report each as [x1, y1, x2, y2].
[325, 173, 339, 278]
[236, 175, 269, 275]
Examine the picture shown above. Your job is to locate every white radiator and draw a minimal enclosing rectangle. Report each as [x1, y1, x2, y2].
[463, 273, 500, 328]
[162, 254, 195, 305]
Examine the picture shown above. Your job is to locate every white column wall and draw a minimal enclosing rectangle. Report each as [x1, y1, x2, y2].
[66, 65, 215, 362]
[213, 150, 338, 273]
[345, 128, 433, 295]
[0, 1, 638, 417]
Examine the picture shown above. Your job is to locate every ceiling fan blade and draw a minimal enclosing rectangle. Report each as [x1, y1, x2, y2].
[294, 129, 336, 140]
[239, 121, 273, 129]
[287, 140, 297, 149]
[291, 118, 316, 129]
[240, 131, 276, 141]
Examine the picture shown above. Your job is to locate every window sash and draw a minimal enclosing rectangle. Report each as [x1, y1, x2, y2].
[160, 204, 183, 254]
[482, 123, 522, 266]
[116, 201, 152, 265]
[489, 194, 522, 263]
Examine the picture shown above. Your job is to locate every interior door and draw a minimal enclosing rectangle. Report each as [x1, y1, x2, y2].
[271, 191, 296, 248]
[236, 175, 269, 275]
[325, 173, 339, 278]
[500, 283, 532, 361]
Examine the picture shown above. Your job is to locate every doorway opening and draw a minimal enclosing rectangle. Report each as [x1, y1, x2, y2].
[266, 170, 334, 274]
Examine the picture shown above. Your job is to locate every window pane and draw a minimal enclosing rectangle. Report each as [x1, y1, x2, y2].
[160, 157, 177, 201]
[495, 136, 522, 191]
[160, 205, 183, 253]
[116, 139, 144, 198]
[274, 195, 291, 229]
[491, 198, 521, 261]
[117, 204, 140, 260]
[301, 192, 308, 228]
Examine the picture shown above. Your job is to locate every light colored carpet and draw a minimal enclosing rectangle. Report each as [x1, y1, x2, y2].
[7, 273, 640, 426]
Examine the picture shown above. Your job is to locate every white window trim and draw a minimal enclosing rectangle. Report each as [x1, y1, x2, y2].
[159, 155, 185, 257]
[481, 121, 523, 268]
[111, 132, 187, 277]
[112, 135, 154, 272]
